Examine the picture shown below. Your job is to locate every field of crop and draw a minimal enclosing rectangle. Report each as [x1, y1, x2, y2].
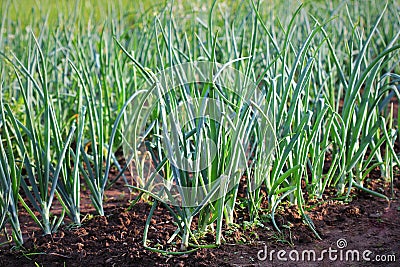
[0, 0, 399, 266]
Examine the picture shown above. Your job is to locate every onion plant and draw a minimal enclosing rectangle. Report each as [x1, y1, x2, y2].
[0, 84, 23, 246]
[69, 41, 129, 216]
[1, 35, 77, 234]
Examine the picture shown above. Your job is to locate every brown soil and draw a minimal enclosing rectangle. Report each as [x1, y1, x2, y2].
[0, 168, 399, 267]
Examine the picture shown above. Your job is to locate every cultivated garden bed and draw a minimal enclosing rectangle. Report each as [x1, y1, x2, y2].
[0, 0, 399, 266]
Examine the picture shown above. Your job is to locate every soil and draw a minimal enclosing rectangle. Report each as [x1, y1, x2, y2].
[0, 167, 399, 267]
